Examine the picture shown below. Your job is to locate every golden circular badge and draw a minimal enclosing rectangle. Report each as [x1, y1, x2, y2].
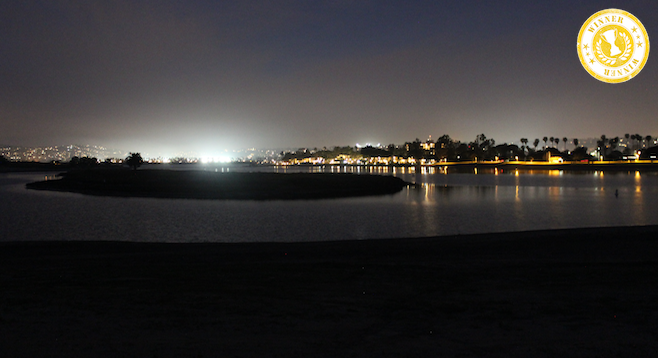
[577, 9, 650, 83]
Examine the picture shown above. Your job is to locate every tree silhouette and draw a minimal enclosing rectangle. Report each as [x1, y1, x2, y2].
[636, 134, 641, 149]
[573, 138, 579, 148]
[645, 135, 652, 148]
[406, 138, 425, 161]
[562, 137, 568, 151]
[571, 146, 591, 161]
[555, 137, 560, 149]
[598, 135, 608, 159]
[520, 138, 528, 158]
[126, 152, 143, 170]
[549, 137, 554, 148]
[610, 137, 620, 152]
[542, 137, 548, 149]
[533, 138, 540, 150]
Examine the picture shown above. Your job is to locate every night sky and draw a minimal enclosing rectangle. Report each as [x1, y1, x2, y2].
[2, 1, 657, 157]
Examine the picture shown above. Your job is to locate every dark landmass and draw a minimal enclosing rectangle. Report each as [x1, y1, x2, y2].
[25, 169, 409, 200]
[443, 161, 658, 172]
[1, 225, 657, 357]
[0, 161, 71, 173]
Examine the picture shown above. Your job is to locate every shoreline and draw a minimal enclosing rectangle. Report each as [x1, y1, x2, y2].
[2, 225, 658, 357]
[3, 223, 658, 256]
[5, 159, 658, 173]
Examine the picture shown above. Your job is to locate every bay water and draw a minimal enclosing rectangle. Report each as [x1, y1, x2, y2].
[1, 165, 656, 242]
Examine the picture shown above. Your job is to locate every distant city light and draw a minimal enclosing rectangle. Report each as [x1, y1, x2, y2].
[201, 156, 232, 164]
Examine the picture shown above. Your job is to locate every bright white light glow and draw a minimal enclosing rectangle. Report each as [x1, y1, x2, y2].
[201, 156, 232, 164]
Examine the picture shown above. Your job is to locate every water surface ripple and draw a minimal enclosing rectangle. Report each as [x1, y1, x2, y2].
[2, 166, 656, 242]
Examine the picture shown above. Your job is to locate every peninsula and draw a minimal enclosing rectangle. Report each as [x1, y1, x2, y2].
[25, 169, 409, 200]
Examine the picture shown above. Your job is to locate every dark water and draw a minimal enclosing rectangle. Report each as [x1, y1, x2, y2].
[1, 166, 657, 242]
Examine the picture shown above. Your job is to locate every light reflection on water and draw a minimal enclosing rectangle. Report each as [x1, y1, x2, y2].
[1, 166, 658, 243]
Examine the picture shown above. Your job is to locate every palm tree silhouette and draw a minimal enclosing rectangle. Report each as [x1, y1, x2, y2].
[520, 138, 528, 157]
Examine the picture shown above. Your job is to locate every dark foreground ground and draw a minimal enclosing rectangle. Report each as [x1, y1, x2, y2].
[2, 226, 658, 357]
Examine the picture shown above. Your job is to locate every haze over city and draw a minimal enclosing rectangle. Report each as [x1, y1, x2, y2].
[2, 1, 657, 159]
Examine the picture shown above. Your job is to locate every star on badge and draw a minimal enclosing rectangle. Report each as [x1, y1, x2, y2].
[637, 42, 643, 48]
[632, 26, 637, 33]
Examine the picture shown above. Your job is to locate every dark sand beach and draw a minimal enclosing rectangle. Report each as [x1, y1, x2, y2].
[2, 226, 657, 357]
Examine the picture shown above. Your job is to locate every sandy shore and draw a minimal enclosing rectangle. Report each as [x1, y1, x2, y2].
[2, 226, 658, 357]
